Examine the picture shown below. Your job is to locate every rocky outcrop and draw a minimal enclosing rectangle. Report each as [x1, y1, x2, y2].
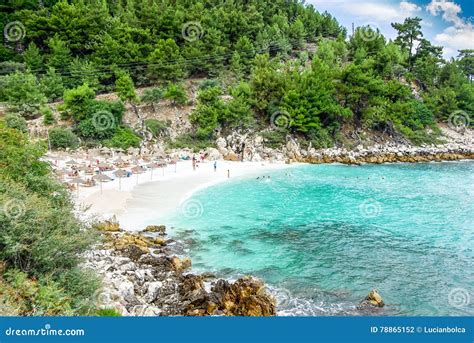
[210, 126, 474, 165]
[142, 225, 166, 235]
[181, 275, 276, 316]
[82, 226, 276, 316]
[358, 289, 385, 310]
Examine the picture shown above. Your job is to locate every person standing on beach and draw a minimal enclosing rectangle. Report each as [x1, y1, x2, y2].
[227, 169, 230, 178]
[214, 161, 217, 172]
[192, 155, 196, 171]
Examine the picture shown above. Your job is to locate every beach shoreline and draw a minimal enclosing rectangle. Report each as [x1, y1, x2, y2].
[49, 125, 472, 229]
[74, 160, 295, 229]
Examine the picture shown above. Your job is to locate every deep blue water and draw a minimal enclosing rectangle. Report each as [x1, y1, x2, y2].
[163, 161, 474, 316]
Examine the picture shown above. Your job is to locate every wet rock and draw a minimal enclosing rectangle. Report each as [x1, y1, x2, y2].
[209, 276, 276, 316]
[358, 289, 385, 309]
[170, 256, 192, 272]
[142, 225, 166, 235]
[122, 244, 147, 261]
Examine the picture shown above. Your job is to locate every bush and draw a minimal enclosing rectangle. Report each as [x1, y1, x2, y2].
[76, 100, 125, 140]
[48, 127, 80, 149]
[167, 133, 215, 152]
[104, 127, 141, 149]
[261, 130, 287, 149]
[1, 269, 73, 316]
[62, 83, 96, 121]
[0, 125, 99, 315]
[42, 107, 56, 125]
[2, 71, 46, 118]
[141, 88, 163, 110]
[145, 119, 169, 138]
[4, 113, 28, 133]
[164, 83, 188, 106]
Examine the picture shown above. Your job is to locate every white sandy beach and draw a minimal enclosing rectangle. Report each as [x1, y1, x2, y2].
[73, 159, 294, 230]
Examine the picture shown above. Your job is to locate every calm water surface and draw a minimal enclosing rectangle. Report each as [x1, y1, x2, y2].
[162, 161, 474, 316]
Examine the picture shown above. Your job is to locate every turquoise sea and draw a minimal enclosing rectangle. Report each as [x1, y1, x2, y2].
[163, 161, 474, 316]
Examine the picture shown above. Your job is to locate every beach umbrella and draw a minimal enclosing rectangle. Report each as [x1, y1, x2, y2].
[147, 162, 161, 180]
[69, 177, 86, 194]
[54, 168, 68, 180]
[131, 166, 145, 185]
[131, 166, 145, 174]
[114, 156, 125, 167]
[93, 174, 113, 182]
[154, 152, 167, 160]
[93, 174, 113, 194]
[169, 159, 178, 173]
[113, 169, 128, 190]
[84, 167, 95, 175]
[155, 160, 167, 176]
[76, 164, 88, 171]
[65, 159, 78, 165]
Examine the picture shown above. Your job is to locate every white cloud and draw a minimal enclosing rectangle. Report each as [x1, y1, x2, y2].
[400, 1, 421, 13]
[341, 1, 422, 22]
[435, 25, 474, 55]
[426, 0, 474, 57]
[426, 0, 464, 27]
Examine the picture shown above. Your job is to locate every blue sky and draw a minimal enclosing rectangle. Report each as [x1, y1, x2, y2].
[307, 0, 474, 58]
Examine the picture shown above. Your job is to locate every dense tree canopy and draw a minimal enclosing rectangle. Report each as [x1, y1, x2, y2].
[0, 0, 472, 148]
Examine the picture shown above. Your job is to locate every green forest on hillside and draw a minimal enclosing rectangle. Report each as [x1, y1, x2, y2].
[0, 0, 473, 316]
[1, 0, 473, 149]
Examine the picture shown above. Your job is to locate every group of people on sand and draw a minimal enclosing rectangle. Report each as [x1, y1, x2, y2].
[191, 157, 231, 178]
[256, 175, 271, 180]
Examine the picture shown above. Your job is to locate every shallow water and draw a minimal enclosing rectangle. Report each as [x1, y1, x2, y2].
[162, 161, 474, 316]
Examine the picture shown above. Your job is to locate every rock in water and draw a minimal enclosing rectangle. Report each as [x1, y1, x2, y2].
[142, 225, 166, 235]
[211, 276, 276, 316]
[358, 289, 385, 309]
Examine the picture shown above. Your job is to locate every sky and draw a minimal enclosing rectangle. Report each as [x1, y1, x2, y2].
[307, 0, 474, 58]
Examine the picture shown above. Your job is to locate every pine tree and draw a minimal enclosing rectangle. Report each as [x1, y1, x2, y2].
[23, 43, 43, 73]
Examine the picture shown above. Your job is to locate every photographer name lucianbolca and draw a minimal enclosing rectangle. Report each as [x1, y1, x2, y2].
[423, 327, 466, 333]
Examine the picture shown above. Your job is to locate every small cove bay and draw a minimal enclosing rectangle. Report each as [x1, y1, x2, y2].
[161, 161, 474, 316]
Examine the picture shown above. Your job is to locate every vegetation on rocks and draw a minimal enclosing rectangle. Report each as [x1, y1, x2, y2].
[0, 121, 99, 315]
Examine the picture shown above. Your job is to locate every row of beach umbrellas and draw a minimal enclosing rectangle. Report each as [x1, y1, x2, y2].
[51, 153, 179, 194]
